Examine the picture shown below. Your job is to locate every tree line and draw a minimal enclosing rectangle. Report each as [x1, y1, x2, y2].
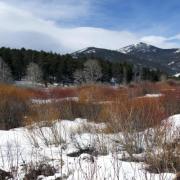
[0, 47, 165, 85]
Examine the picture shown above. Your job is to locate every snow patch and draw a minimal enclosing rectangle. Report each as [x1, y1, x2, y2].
[174, 73, 180, 77]
[118, 42, 156, 54]
[165, 114, 180, 129]
[168, 61, 175, 66]
[145, 93, 163, 98]
[0, 115, 178, 179]
[174, 49, 180, 53]
[32, 97, 78, 104]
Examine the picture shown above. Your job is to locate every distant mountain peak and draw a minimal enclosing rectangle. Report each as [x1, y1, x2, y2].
[134, 42, 150, 47]
[72, 47, 97, 58]
[118, 42, 159, 54]
[71, 43, 180, 75]
[73, 47, 96, 53]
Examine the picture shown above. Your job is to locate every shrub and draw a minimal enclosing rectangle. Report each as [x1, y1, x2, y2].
[144, 125, 180, 174]
[78, 84, 128, 103]
[0, 84, 32, 129]
[48, 87, 78, 99]
[101, 95, 166, 133]
[161, 88, 180, 116]
[128, 81, 160, 98]
[26, 103, 60, 126]
[29, 88, 48, 99]
[57, 100, 102, 122]
[29, 87, 78, 100]
[24, 163, 56, 180]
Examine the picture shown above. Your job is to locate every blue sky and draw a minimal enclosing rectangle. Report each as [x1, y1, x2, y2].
[0, 0, 180, 53]
[68, 0, 180, 36]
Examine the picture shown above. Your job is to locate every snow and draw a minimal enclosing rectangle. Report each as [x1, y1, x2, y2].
[118, 42, 155, 54]
[0, 115, 178, 179]
[118, 45, 133, 54]
[145, 93, 163, 98]
[72, 47, 96, 56]
[168, 61, 175, 66]
[66, 154, 174, 180]
[72, 48, 89, 54]
[174, 49, 180, 53]
[32, 97, 78, 104]
[15, 80, 44, 87]
[136, 94, 163, 99]
[174, 73, 180, 77]
[85, 49, 96, 54]
[164, 114, 180, 129]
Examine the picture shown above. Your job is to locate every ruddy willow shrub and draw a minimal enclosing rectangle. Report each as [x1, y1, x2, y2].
[29, 87, 78, 100]
[78, 84, 128, 103]
[161, 88, 180, 116]
[127, 81, 160, 98]
[57, 100, 102, 122]
[0, 84, 32, 129]
[26, 103, 60, 126]
[48, 87, 78, 99]
[101, 96, 166, 132]
[29, 88, 48, 99]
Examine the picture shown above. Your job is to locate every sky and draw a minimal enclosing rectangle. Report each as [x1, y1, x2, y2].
[1, 0, 180, 53]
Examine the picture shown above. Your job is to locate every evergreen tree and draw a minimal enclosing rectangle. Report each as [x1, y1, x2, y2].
[0, 47, 164, 84]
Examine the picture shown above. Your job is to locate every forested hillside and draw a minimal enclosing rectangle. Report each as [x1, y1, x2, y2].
[0, 47, 164, 84]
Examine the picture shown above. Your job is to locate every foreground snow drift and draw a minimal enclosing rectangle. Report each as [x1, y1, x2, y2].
[0, 115, 179, 179]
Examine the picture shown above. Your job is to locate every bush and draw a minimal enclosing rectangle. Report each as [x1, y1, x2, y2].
[144, 126, 180, 174]
[161, 88, 180, 116]
[57, 100, 102, 122]
[0, 84, 32, 129]
[29, 87, 78, 100]
[26, 103, 60, 126]
[24, 163, 56, 180]
[78, 84, 128, 103]
[101, 95, 166, 133]
[128, 81, 160, 98]
[49, 87, 78, 99]
[29, 88, 48, 99]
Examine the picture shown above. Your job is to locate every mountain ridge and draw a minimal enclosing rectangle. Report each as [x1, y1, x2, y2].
[72, 42, 180, 75]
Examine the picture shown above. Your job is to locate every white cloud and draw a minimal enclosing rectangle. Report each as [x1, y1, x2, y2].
[0, 1, 180, 53]
[141, 35, 180, 49]
[1, 0, 90, 20]
[0, 31, 63, 52]
[170, 34, 180, 40]
[57, 27, 140, 51]
[0, 1, 140, 53]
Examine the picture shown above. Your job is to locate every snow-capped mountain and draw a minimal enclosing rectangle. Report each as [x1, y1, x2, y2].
[72, 47, 97, 58]
[118, 42, 159, 54]
[72, 47, 151, 67]
[71, 43, 180, 75]
[118, 42, 180, 74]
